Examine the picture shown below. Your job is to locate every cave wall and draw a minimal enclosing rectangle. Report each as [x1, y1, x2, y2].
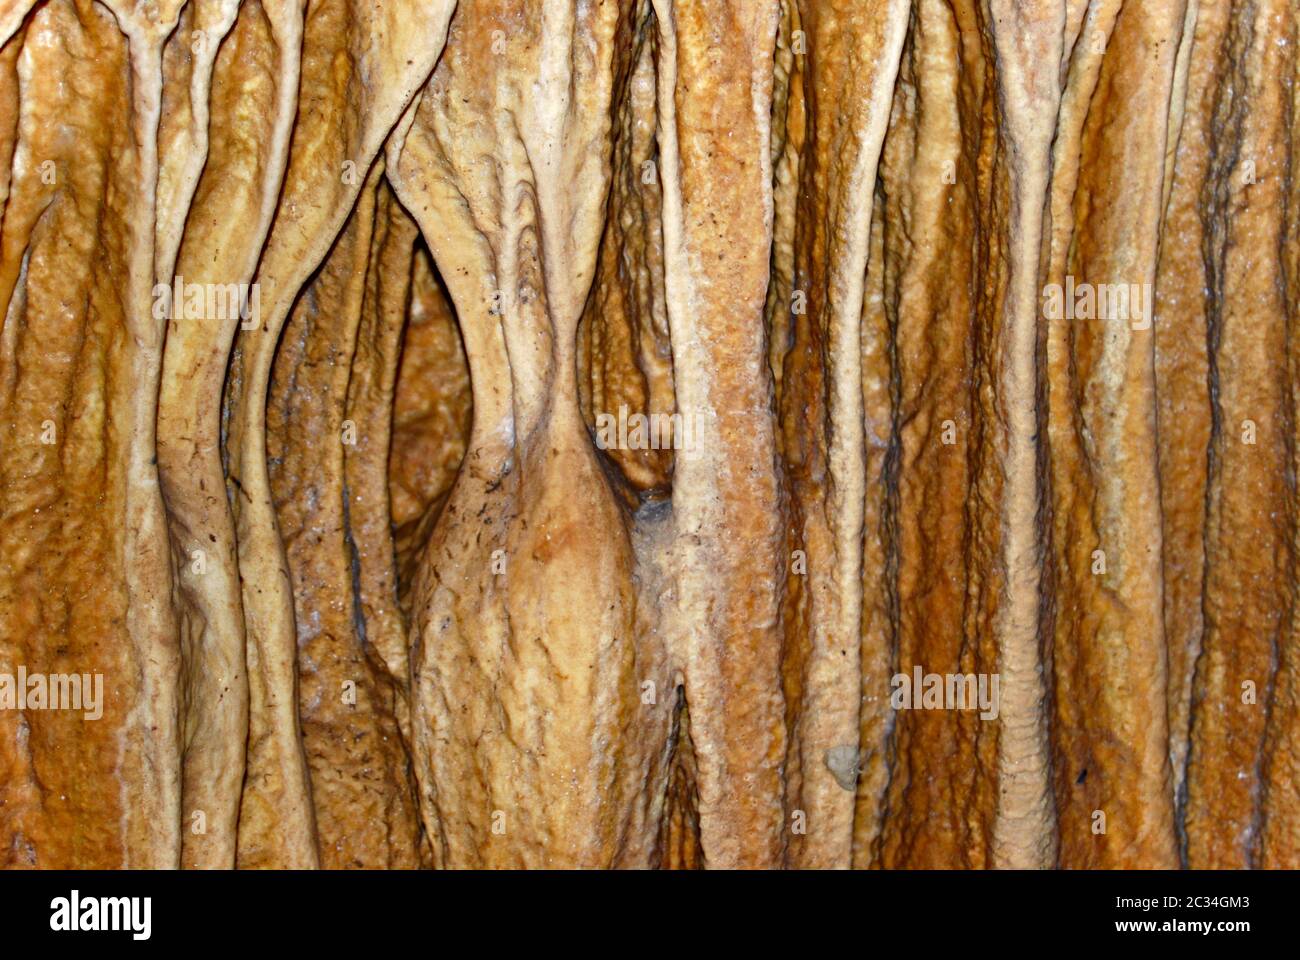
[0, 0, 1297, 869]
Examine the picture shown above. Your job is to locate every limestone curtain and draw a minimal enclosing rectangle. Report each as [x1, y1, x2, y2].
[0, 0, 1296, 869]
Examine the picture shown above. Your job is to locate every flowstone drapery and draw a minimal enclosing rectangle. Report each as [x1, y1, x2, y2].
[1, 0, 1297, 869]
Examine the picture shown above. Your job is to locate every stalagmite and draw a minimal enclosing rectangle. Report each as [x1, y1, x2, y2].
[0, 0, 1297, 869]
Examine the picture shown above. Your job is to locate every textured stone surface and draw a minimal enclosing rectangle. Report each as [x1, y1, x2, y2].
[0, 0, 1297, 868]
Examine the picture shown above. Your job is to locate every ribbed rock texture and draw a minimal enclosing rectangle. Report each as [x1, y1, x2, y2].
[0, 0, 1297, 868]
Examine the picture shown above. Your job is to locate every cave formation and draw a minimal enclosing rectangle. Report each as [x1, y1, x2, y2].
[1, 0, 1298, 869]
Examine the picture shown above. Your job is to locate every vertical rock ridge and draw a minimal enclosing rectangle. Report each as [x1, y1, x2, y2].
[651, 0, 788, 868]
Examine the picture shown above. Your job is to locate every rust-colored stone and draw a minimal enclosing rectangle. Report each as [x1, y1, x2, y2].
[0, 0, 1296, 871]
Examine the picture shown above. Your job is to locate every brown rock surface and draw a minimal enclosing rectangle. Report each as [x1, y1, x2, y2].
[0, 0, 1297, 868]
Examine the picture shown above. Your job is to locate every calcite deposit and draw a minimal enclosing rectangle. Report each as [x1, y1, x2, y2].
[0, 0, 1297, 869]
